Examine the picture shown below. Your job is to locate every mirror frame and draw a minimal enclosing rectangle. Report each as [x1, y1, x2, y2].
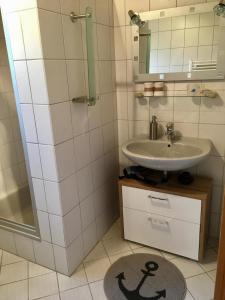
[132, 2, 225, 82]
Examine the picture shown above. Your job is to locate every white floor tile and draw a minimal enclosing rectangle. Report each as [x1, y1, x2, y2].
[2, 252, 25, 265]
[133, 246, 162, 256]
[84, 242, 107, 262]
[29, 273, 58, 300]
[186, 273, 215, 300]
[128, 241, 143, 250]
[171, 257, 204, 278]
[60, 285, 92, 300]
[102, 222, 120, 240]
[89, 280, 107, 300]
[161, 251, 178, 260]
[57, 264, 87, 291]
[199, 249, 217, 272]
[29, 262, 53, 278]
[39, 295, 60, 300]
[207, 269, 217, 282]
[84, 257, 111, 282]
[0, 280, 28, 300]
[185, 290, 195, 300]
[102, 237, 131, 256]
[109, 250, 133, 264]
[0, 261, 28, 285]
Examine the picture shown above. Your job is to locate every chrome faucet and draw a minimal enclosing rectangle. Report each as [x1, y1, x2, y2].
[166, 122, 175, 143]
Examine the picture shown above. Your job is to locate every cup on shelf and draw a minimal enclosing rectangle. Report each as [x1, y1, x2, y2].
[154, 82, 165, 97]
[144, 82, 154, 97]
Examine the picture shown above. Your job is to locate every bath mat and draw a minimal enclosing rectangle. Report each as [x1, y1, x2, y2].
[104, 253, 187, 300]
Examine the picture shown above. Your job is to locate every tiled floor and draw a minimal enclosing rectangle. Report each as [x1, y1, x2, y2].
[0, 219, 218, 300]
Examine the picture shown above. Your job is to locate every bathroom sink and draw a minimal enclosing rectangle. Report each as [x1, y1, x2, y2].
[122, 137, 211, 171]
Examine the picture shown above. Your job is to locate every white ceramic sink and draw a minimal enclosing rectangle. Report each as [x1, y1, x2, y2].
[122, 136, 211, 171]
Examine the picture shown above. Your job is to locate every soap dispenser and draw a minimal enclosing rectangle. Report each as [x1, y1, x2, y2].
[150, 115, 158, 140]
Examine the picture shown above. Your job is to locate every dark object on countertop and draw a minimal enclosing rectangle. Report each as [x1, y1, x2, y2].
[178, 172, 194, 185]
[120, 166, 167, 185]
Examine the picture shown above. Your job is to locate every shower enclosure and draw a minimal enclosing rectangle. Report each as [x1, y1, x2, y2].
[0, 12, 38, 237]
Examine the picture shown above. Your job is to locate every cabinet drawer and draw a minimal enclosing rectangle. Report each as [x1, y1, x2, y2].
[123, 207, 200, 260]
[122, 186, 201, 224]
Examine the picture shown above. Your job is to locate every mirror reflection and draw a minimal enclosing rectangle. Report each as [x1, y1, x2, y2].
[139, 12, 219, 75]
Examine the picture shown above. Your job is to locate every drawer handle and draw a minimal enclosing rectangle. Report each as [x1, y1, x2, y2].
[148, 217, 169, 226]
[148, 195, 169, 202]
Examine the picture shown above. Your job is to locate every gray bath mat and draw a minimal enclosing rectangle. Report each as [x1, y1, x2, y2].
[104, 253, 187, 300]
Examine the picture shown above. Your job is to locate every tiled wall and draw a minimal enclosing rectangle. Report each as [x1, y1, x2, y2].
[113, 0, 224, 238]
[0, 0, 118, 276]
[0, 15, 27, 200]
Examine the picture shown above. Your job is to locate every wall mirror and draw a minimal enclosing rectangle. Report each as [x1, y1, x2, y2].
[132, 2, 225, 82]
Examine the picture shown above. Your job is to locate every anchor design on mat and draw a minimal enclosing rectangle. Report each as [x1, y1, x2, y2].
[116, 261, 166, 300]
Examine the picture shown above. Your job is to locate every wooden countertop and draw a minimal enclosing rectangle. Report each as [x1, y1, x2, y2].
[119, 175, 213, 201]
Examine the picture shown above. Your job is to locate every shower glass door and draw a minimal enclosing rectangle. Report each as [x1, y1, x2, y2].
[0, 13, 37, 236]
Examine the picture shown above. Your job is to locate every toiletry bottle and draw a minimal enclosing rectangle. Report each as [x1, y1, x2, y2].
[150, 115, 158, 140]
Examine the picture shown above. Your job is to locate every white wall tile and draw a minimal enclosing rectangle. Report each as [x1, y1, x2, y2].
[60, 0, 79, 15]
[88, 100, 102, 130]
[113, 0, 126, 26]
[44, 60, 69, 103]
[185, 28, 199, 47]
[6, 13, 25, 60]
[100, 93, 114, 125]
[32, 178, 47, 211]
[150, 0, 176, 10]
[14, 235, 35, 261]
[20, 104, 38, 143]
[39, 144, 58, 181]
[34, 102, 73, 145]
[89, 127, 104, 160]
[53, 245, 69, 275]
[45, 174, 79, 216]
[62, 16, 83, 60]
[199, 27, 213, 46]
[66, 60, 86, 100]
[20, 9, 43, 59]
[74, 133, 91, 170]
[97, 25, 112, 60]
[102, 123, 115, 154]
[38, 9, 65, 59]
[96, 0, 110, 25]
[91, 157, 106, 189]
[37, 0, 60, 12]
[82, 221, 97, 256]
[37, 210, 52, 242]
[27, 60, 48, 104]
[14, 61, 32, 103]
[80, 194, 95, 230]
[33, 241, 55, 270]
[0, 228, 16, 253]
[77, 165, 94, 201]
[27, 143, 43, 178]
[66, 234, 84, 275]
[70, 102, 89, 137]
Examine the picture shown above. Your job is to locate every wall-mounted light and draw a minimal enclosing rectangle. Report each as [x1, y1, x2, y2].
[214, 0, 225, 17]
[128, 10, 146, 28]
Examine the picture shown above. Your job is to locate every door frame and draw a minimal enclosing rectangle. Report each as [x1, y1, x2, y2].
[214, 189, 225, 300]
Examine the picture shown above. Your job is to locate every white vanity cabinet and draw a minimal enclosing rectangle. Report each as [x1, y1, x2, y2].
[119, 177, 212, 261]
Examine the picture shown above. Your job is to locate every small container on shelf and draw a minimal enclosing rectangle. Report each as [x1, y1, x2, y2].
[154, 81, 165, 97]
[144, 82, 154, 97]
